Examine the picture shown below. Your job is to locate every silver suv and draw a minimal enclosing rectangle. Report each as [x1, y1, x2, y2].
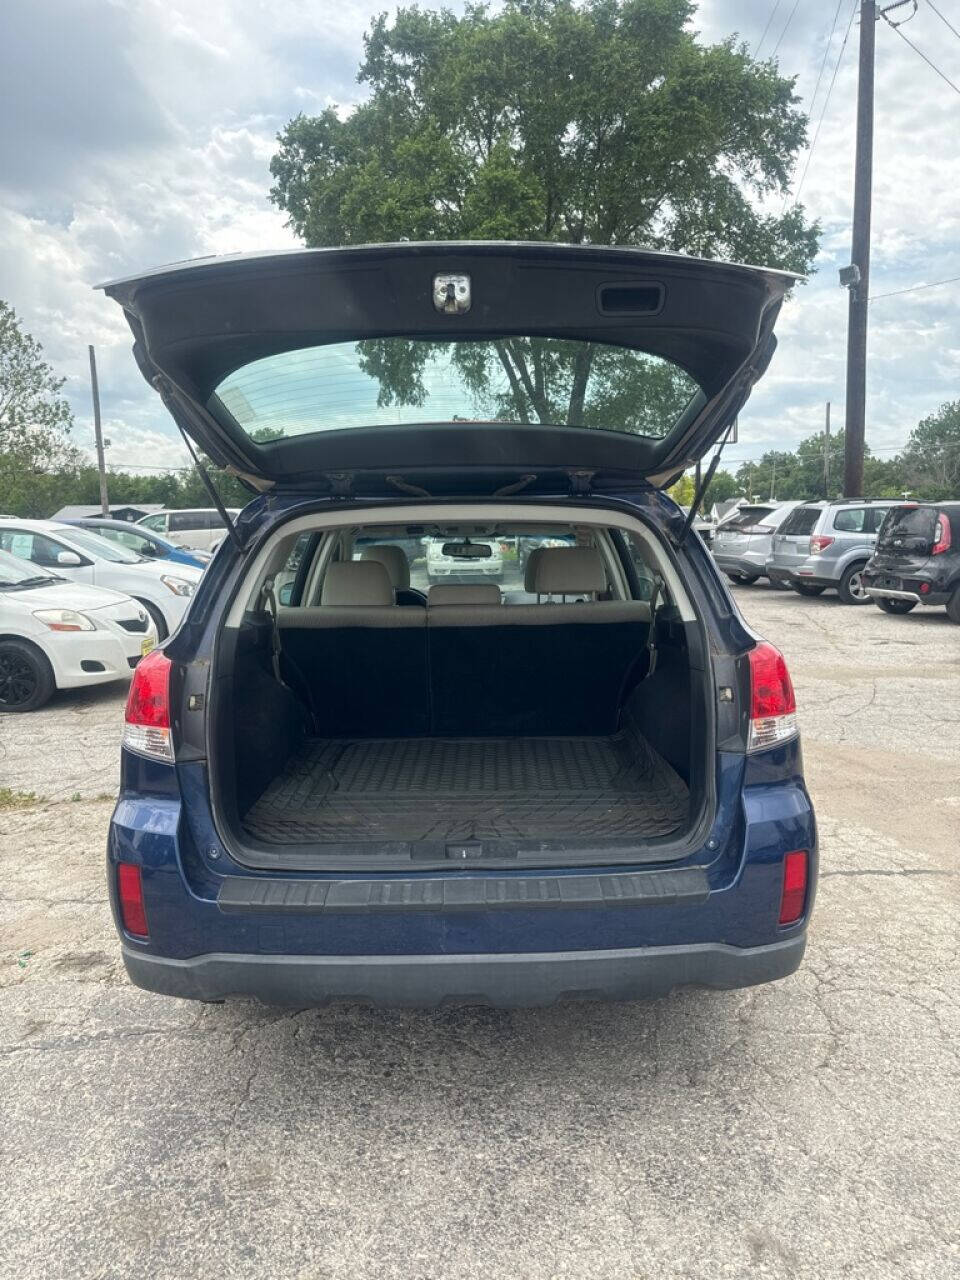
[767, 500, 894, 604]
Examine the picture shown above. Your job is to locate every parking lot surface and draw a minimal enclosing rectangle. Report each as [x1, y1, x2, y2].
[1, 586, 958, 1279]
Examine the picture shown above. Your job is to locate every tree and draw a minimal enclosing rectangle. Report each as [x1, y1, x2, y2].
[270, 0, 819, 428]
[0, 301, 83, 515]
[901, 402, 960, 500]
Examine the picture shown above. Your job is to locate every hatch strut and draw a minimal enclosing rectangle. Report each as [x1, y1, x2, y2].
[152, 374, 245, 554]
[678, 424, 734, 547]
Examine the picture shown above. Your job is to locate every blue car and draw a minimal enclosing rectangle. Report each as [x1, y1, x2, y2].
[60, 517, 210, 570]
[101, 242, 816, 1007]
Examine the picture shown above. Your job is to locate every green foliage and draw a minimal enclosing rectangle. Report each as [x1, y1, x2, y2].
[269, 0, 819, 424]
[272, 0, 818, 264]
[901, 401, 960, 500]
[0, 301, 82, 515]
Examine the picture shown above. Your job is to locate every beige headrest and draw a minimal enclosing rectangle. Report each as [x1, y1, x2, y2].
[523, 546, 545, 593]
[427, 583, 502, 606]
[321, 560, 394, 607]
[533, 547, 606, 596]
[361, 545, 410, 589]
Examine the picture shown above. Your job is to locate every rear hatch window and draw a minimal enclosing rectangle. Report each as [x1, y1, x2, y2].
[213, 338, 699, 440]
[721, 505, 776, 531]
[777, 506, 821, 536]
[876, 506, 937, 554]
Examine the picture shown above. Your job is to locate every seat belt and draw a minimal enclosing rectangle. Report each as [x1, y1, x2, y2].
[645, 574, 664, 677]
[262, 578, 288, 688]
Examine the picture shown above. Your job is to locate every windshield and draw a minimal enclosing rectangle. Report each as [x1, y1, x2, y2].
[0, 549, 57, 587]
[877, 506, 937, 549]
[211, 338, 700, 441]
[59, 528, 143, 563]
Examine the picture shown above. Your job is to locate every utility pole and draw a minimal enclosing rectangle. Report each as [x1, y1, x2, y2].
[88, 345, 109, 518]
[824, 401, 831, 495]
[769, 456, 777, 500]
[843, 0, 876, 498]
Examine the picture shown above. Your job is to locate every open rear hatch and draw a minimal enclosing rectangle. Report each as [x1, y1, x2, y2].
[99, 242, 797, 497]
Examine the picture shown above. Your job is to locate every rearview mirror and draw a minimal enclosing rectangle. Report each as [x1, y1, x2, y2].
[57, 550, 83, 567]
[442, 541, 492, 559]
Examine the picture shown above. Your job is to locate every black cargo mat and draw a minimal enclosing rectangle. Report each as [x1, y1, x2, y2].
[242, 726, 689, 845]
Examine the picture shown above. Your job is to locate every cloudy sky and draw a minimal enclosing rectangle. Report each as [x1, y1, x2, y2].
[2, 0, 959, 476]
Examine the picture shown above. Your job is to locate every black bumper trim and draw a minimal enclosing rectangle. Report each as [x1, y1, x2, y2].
[121, 934, 806, 1007]
[217, 867, 710, 915]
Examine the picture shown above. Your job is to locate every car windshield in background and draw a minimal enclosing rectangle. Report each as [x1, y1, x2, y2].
[877, 506, 936, 549]
[0, 549, 56, 587]
[59, 528, 143, 564]
[778, 506, 821, 536]
[211, 338, 700, 441]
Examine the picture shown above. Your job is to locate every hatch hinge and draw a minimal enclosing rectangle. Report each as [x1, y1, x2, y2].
[324, 471, 355, 498]
[567, 469, 595, 496]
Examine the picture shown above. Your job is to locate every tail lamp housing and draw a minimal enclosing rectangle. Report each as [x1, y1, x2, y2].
[932, 515, 952, 555]
[809, 534, 834, 554]
[123, 649, 173, 761]
[747, 641, 798, 751]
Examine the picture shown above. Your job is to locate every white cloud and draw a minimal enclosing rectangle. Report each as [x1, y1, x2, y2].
[1, 0, 959, 479]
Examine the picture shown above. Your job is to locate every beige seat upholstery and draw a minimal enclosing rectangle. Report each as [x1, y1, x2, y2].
[360, 545, 410, 590]
[533, 546, 606, 598]
[523, 546, 546, 593]
[321, 560, 394, 606]
[428, 583, 502, 606]
[281, 560, 424, 628]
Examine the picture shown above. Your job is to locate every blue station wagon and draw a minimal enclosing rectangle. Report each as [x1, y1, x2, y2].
[102, 242, 816, 1006]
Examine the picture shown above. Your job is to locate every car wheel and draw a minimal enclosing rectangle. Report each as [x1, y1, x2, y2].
[837, 563, 872, 605]
[769, 577, 792, 591]
[0, 640, 56, 713]
[793, 583, 826, 597]
[875, 597, 917, 615]
[135, 598, 169, 641]
[946, 586, 960, 624]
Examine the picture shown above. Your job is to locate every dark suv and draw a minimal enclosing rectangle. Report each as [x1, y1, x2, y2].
[863, 503, 960, 621]
[100, 242, 816, 1007]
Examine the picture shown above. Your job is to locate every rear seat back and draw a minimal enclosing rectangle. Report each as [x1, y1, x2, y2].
[428, 548, 651, 736]
[278, 561, 428, 735]
[277, 549, 650, 739]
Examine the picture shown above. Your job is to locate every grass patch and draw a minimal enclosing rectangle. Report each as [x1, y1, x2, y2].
[0, 787, 43, 810]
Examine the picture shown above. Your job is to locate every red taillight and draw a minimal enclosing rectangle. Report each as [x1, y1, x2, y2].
[932, 515, 952, 555]
[748, 641, 798, 751]
[123, 649, 173, 761]
[809, 534, 834, 554]
[778, 850, 808, 925]
[117, 862, 149, 937]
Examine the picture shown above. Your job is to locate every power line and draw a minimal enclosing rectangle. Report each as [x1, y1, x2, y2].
[756, 0, 784, 56]
[925, 0, 960, 44]
[869, 272, 960, 300]
[807, 0, 847, 122]
[881, 7, 960, 96]
[772, 0, 803, 57]
[789, 0, 860, 206]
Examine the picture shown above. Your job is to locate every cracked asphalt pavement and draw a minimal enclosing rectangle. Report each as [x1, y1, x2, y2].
[1, 586, 958, 1279]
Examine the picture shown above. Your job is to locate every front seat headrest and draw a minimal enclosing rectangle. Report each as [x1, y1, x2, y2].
[321, 560, 394, 607]
[361, 544, 411, 590]
[533, 547, 606, 596]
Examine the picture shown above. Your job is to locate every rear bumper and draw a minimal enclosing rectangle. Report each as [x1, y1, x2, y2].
[122, 933, 806, 1007]
[861, 575, 950, 606]
[766, 566, 836, 589]
[713, 552, 767, 576]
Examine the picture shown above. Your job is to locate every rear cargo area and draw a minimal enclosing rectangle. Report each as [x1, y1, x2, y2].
[242, 719, 689, 845]
[211, 532, 708, 866]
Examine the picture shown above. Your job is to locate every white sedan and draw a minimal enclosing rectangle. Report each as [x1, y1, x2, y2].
[0, 518, 203, 639]
[425, 537, 503, 579]
[0, 549, 158, 712]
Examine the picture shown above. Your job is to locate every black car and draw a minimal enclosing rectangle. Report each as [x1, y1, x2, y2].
[863, 502, 960, 622]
